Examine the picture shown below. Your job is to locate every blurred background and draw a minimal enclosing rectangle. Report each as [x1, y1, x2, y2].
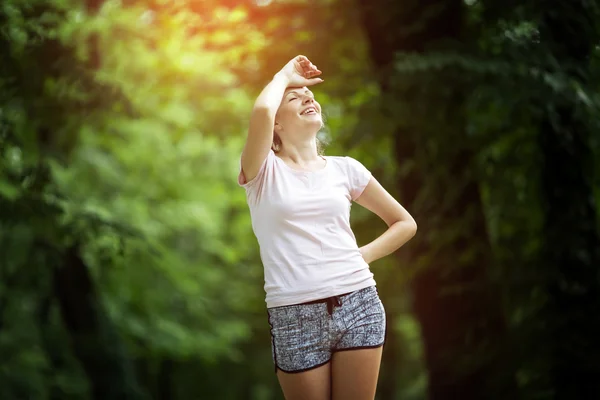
[1, 0, 600, 399]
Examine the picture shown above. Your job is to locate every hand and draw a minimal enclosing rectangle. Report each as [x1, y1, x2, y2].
[277, 55, 323, 87]
[359, 246, 372, 264]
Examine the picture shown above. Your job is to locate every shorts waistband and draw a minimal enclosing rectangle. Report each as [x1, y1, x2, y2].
[299, 290, 355, 315]
[266, 286, 377, 311]
[299, 290, 353, 306]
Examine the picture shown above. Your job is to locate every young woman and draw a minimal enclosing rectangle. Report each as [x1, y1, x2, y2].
[238, 55, 417, 400]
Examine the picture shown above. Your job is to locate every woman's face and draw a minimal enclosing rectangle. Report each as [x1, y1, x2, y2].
[275, 87, 322, 140]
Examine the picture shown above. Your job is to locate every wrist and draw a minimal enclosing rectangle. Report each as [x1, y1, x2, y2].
[359, 246, 373, 264]
[273, 71, 291, 86]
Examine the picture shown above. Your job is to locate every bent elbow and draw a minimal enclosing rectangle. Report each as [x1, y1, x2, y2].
[408, 219, 417, 238]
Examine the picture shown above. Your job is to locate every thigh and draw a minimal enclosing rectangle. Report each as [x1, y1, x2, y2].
[330, 286, 386, 400]
[277, 362, 331, 400]
[331, 347, 383, 400]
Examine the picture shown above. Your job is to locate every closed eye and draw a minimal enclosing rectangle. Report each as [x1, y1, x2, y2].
[288, 97, 297, 102]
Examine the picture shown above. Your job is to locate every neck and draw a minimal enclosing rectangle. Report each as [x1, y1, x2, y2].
[278, 137, 320, 164]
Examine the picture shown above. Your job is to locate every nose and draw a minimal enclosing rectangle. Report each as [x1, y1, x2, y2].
[302, 95, 314, 105]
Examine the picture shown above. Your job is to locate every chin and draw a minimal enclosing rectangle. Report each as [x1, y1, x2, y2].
[304, 118, 323, 132]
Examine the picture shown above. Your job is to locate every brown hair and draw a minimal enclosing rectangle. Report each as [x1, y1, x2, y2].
[271, 132, 283, 153]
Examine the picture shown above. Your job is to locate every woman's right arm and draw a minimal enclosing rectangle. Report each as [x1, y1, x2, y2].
[240, 56, 322, 182]
[240, 73, 290, 182]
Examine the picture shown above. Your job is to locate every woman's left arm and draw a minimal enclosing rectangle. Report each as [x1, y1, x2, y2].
[354, 177, 417, 264]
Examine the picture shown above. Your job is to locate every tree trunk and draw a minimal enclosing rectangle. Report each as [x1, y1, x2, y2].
[157, 358, 173, 400]
[38, 295, 68, 400]
[538, 2, 600, 397]
[54, 244, 146, 400]
[357, 0, 516, 398]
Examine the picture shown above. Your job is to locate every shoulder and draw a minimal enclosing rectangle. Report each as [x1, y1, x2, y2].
[324, 155, 357, 166]
[325, 155, 371, 174]
[323, 155, 349, 173]
[326, 155, 368, 169]
[238, 148, 277, 188]
[324, 155, 347, 164]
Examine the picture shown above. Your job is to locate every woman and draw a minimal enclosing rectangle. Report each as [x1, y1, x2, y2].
[238, 55, 417, 400]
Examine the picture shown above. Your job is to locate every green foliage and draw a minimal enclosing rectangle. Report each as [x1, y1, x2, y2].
[1, 0, 268, 397]
[2, 0, 599, 398]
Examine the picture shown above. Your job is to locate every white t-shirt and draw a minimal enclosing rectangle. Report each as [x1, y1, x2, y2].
[238, 149, 377, 308]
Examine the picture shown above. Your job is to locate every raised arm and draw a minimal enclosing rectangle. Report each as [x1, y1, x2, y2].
[240, 55, 323, 182]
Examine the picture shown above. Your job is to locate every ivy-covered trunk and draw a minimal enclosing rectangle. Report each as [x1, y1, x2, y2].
[538, 2, 600, 397]
[357, 0, 516, 397]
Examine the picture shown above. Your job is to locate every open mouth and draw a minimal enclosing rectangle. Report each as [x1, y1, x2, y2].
[301, 107, 318, 115]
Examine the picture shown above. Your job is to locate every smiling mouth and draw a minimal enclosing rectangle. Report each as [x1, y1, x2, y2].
[301, 107, 318, 115]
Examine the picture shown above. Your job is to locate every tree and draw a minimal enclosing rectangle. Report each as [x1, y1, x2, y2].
[537, 1, 600, 397]
[357, 0, 516, 398]
[0, 0, 266, 398]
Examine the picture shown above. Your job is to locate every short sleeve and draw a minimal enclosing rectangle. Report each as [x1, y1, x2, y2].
[346, 157, 372, 200]
[238, 150, 275, 205]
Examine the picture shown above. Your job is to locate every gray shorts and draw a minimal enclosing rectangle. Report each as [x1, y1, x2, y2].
[266, 286, 386, 373]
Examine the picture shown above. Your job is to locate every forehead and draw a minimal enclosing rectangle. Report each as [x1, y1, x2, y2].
[285, 86, 313, 95]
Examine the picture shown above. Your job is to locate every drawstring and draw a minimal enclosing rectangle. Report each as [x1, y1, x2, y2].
[302, 292, 351, 315]
[326, 295, 342, 316]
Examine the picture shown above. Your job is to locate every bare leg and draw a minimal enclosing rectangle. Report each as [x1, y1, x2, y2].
[331, 347, 383, 400]
[276, 362, 332, 400]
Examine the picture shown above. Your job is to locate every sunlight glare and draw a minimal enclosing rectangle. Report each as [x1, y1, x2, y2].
[255, 0, 273, 6]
